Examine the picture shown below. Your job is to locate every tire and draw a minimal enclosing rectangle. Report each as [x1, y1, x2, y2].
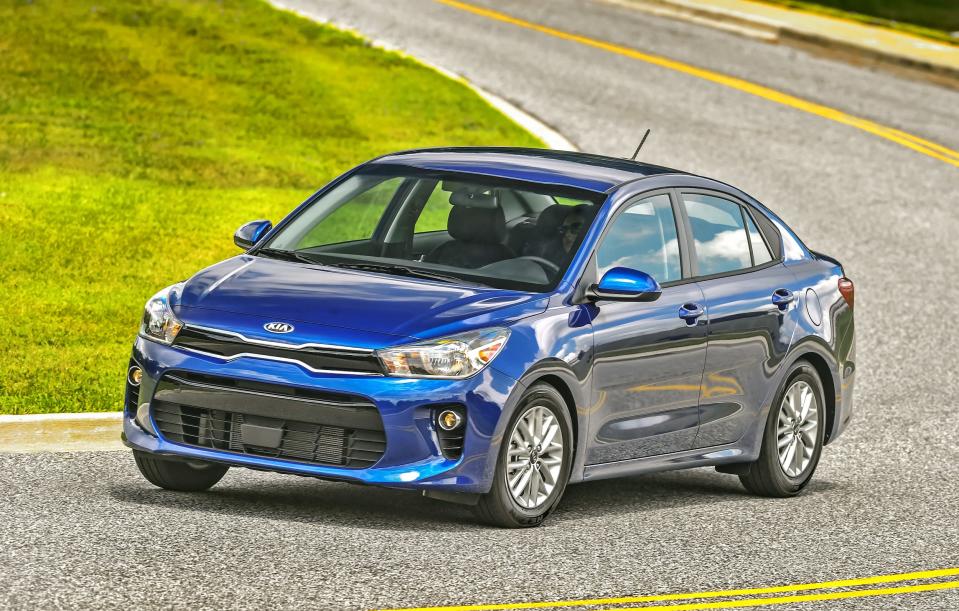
[133, 450, 229, 492]
[740, 361, 826, 497]
[475, 383, 574, 528]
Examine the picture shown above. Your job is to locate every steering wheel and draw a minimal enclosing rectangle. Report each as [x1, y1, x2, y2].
[517, 256, 561, 275]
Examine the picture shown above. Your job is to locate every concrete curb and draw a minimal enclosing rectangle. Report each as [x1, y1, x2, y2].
[427, 63, 578, 152]
[0, 412, 125, 453]
[615, 0, 959, 89]
[269, 0, 578, 150]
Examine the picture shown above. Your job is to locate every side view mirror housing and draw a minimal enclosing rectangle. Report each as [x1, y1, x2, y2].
[234, 220, 272, 250]
[587, 267, 662, 302]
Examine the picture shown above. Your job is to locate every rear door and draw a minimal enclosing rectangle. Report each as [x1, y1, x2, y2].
[586, 192, 708, 464]
[678, 191, 801, 448]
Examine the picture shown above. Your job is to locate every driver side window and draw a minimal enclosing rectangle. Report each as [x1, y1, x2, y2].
[597, 194, 681, 283]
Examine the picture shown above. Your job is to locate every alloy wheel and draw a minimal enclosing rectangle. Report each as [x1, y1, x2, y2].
[777, 380, 819, 477]
[505, 405, 565, 509]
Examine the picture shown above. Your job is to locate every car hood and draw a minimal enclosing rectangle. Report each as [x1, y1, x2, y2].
[176, 256, 549, 348]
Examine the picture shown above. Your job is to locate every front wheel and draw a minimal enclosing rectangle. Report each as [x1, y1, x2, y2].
[740, 361, 826, 497]
[475, 383, 573, 528]
[133, 450, 229, 492]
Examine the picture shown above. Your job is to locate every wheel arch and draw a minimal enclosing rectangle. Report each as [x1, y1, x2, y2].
[784, 339, 840, 445]
[517, 360, 590, 483]
[529, 374, 579, 448]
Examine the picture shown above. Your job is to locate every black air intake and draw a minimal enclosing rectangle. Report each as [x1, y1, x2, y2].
[151, 372, 385, 469]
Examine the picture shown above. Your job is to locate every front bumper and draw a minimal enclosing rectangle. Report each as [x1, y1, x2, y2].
[124, 337, 521, 493]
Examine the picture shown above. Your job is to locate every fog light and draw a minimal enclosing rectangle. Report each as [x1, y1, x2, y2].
[128, 366, 142, 386]
[437, 409, 463, 431]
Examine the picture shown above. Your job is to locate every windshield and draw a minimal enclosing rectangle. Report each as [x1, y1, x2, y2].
[262, 167, 604, 291]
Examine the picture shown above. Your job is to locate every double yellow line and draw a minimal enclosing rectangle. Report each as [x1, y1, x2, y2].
[380, 567, 959, 611]
[434, 0, 959, 169]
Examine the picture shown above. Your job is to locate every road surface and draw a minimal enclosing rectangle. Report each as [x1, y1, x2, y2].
[3, 1, 958, 609]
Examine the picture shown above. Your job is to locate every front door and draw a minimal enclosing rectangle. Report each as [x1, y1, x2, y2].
[586, 193, 708, 464]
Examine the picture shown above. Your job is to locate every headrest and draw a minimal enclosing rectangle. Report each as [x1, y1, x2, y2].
[448, 205, 507, 244]
[536, 205, 571, 236]
[449, 189, 497, 209]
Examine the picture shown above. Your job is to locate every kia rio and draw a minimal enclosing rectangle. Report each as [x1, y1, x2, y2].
[123, 148, 855, 527]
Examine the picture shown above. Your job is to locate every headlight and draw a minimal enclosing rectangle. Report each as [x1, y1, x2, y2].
[139, 283, 184, 345]
[378, 328, 510, 379]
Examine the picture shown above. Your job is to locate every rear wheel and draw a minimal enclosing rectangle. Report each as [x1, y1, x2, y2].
[475, 384, 573, 528]
[740, 361, 825, 497]
[133, 450, 229, 492]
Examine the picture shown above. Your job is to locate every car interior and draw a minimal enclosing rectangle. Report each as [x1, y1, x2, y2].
[280, 174, 600, 289]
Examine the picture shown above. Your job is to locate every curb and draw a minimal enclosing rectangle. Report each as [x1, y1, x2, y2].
[0, 412, 125, 453]
[615, 0, 959, 89]
[269, 0, 578, 151]
[427, 63, 578, 152]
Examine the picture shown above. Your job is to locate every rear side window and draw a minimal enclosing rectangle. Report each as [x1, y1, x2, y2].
[750, 207, 783, 259]
[682, 193, 752, 276]
[744, 211, 773, 265]
[597, 194, 681, 283]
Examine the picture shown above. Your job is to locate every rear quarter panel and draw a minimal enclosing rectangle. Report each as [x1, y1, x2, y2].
[784, 257, 855, 444]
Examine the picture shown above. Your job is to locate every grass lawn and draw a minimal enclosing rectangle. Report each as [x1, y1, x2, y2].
[0, 0, 542, 414]
[758, 0, 959, 45]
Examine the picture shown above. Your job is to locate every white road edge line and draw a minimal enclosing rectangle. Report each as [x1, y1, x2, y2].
[268, 0, 578, 152]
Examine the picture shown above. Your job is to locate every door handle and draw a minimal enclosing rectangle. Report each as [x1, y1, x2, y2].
[678, 303, 704, 324]
[771, 288, 795, 310]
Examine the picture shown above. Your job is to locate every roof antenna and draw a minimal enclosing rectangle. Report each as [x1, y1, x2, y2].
[630, 129, 651, 161]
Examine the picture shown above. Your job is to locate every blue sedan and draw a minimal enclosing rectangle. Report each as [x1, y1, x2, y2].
[123, 148, 855, 527]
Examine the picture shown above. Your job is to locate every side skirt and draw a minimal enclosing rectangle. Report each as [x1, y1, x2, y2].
[577, 442, 755, 483]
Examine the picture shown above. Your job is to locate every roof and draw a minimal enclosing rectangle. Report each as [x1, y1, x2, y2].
[369, 147, 683, 193]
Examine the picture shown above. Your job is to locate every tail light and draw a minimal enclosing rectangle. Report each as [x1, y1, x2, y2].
[838, 277, 854, 308]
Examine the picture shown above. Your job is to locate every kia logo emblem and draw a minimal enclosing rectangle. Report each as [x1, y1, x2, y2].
[264, 322, 295, 334]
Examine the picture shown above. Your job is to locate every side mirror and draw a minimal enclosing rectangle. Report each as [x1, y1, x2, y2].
[587, 267, 662, 302]
[234, 220, 272, 250]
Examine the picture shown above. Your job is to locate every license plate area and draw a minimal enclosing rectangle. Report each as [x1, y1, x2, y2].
[239, 417, 284, 449]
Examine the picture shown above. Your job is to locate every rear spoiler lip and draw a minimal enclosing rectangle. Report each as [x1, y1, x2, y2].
[811, 250, 845, 275]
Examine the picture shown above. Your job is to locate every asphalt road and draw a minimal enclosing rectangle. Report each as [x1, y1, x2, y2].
[3, 1, 959, 609]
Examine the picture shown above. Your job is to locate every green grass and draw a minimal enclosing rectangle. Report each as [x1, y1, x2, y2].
[0, 0, 542, 415]
[757, 0, 959, 45]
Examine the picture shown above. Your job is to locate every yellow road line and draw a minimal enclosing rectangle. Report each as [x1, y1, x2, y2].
[434, 0, 959, 170]
[883, 126, 959, 161]
[603, 580, 959, 611]
[379, 567, 959, 611]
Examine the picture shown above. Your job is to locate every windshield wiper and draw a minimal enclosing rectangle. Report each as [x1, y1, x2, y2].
[328, 262, 484, 286]
[257, 248, 324, 265]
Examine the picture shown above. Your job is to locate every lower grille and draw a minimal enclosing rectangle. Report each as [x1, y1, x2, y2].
[151, 373, 385, 468]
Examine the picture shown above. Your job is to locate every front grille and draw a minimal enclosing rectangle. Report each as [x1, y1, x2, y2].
[151, 373, 386, 468]
[172, 326, 384, 374]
